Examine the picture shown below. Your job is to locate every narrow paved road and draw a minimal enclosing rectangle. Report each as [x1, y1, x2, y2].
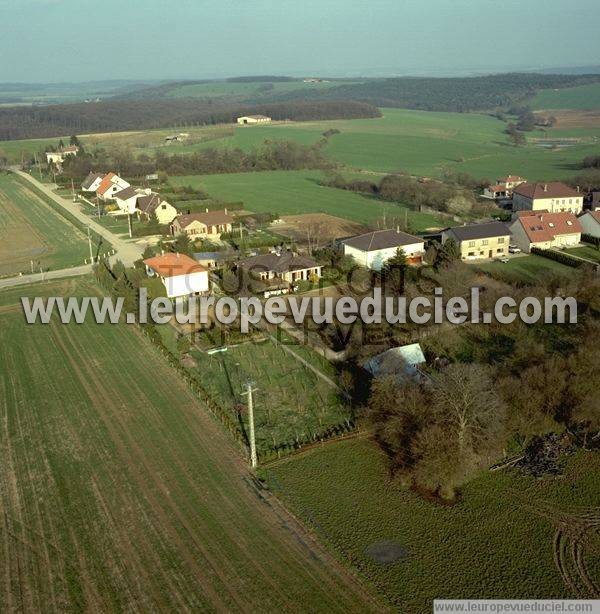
[11, 169, 144, 266]
[0, 265, 92, 290]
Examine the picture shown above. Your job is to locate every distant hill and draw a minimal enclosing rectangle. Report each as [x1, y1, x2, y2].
[109, 73, 600, 113]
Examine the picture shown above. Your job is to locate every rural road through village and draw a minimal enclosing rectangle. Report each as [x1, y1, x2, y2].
[11, 168, 145, 266]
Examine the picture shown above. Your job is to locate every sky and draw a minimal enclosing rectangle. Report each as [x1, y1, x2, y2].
[0, 0, 599, 83]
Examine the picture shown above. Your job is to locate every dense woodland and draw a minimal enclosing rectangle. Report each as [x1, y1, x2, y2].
[0, 100, 379, 141]
[266, 73, 600, 112]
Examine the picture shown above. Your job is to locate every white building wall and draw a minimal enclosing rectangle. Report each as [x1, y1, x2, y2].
[165, 271, 210, 298]
[513, 193, 583, 214]
[344, 242, 424, 271]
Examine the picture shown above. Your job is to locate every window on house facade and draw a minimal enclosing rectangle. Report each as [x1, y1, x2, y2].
[482, 239, 489, 246]
[498, 237, 505, 243]
[468, 241, 476, 247]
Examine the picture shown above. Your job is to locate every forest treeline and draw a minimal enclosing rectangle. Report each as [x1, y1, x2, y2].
[0, 99, 379, 141]
[56, 139, 333, 181]
[265, 73, 600, 112]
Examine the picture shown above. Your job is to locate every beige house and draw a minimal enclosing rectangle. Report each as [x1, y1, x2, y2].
[171, 210, 234, 239]
[512, 182, 584, 214]
[509, 211, 582, 252]
[441, 221, 510, 260]
[237, 115, 272, 125]
[137, 193, 178, 225]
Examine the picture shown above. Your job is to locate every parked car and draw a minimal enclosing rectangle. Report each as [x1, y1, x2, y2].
[497, 256, 510, 263]
[508, 245, 521, 254]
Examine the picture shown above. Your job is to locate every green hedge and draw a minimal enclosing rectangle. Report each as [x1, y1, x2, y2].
[530, 246, 589, 268]
[581, 233, 600, 248]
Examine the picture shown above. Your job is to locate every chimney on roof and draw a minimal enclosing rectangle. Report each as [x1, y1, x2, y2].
[224, 208, 228, 215]
[176, 252, 180, 258]
[206, 207, 209, 213]
[396, 225, 400, 233]
[543, 184, 548, 192]
[161, 249, 164, 255]
[576, 185, 580, 193]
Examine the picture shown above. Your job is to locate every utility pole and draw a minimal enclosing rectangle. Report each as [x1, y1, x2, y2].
[87, 227, 94, 264]
[33, 152, 42, 180]
[128, 214, 133, 238]
[71, 179, 76, 202]
[241, 381, 258, 468]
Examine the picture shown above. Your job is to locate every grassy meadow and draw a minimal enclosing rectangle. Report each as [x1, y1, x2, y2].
[169, 170, 448, 231]
[162, 108, 600, 179]
[0, 279, 381, 613]
[0, 172, 89, 276]
[4, 106, 600, 181]
[530, 83, 600, 110]
[475, 254, 572, 283]
[267, 438, 600, 613]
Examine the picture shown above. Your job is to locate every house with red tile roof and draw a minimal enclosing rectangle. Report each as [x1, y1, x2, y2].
[143, 252, 209, 298]
[509, 211, 582, 252]
[512, 182, 583, 214]
[483, 175, 525, 199]
[579, 211, 600, 238]
[96, 172, 131, 201]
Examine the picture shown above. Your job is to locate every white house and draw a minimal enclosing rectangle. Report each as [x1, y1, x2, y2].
[579, 211, 600, 238]
[143, 253, 209, 299]
[509, 211, 582, 252]
[512, 182, 584, 214]
[237, 115, 272, 125]
[96, 172, 131, 201]
[113, 186, 139, 215]
[343, 229, 425, 271]
[45, 145, 79, 166]
[81, 172, 104, 193]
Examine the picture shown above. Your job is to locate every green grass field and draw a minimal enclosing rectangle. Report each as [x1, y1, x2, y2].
[530, 84, 600, 110]
[476, 254, 572, 283]
[0, 279, 381, 612]
[3, 106, 599, 179]
[267, 438, 600, 613]
[170, 170, 448, 231]
[163, 108, 600, 180]
[0, 173, 89, 276]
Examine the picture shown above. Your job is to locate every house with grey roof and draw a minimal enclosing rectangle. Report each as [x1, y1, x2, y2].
[441, 221, 510, 261]
[238, 250, 322, 291]
[342, 229, 425, 271]
[137, 193, 178, 225]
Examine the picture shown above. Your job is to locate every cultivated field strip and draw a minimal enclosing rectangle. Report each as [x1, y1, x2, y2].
[0, 174, 88, 276]
[0, 285, 384, 612]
